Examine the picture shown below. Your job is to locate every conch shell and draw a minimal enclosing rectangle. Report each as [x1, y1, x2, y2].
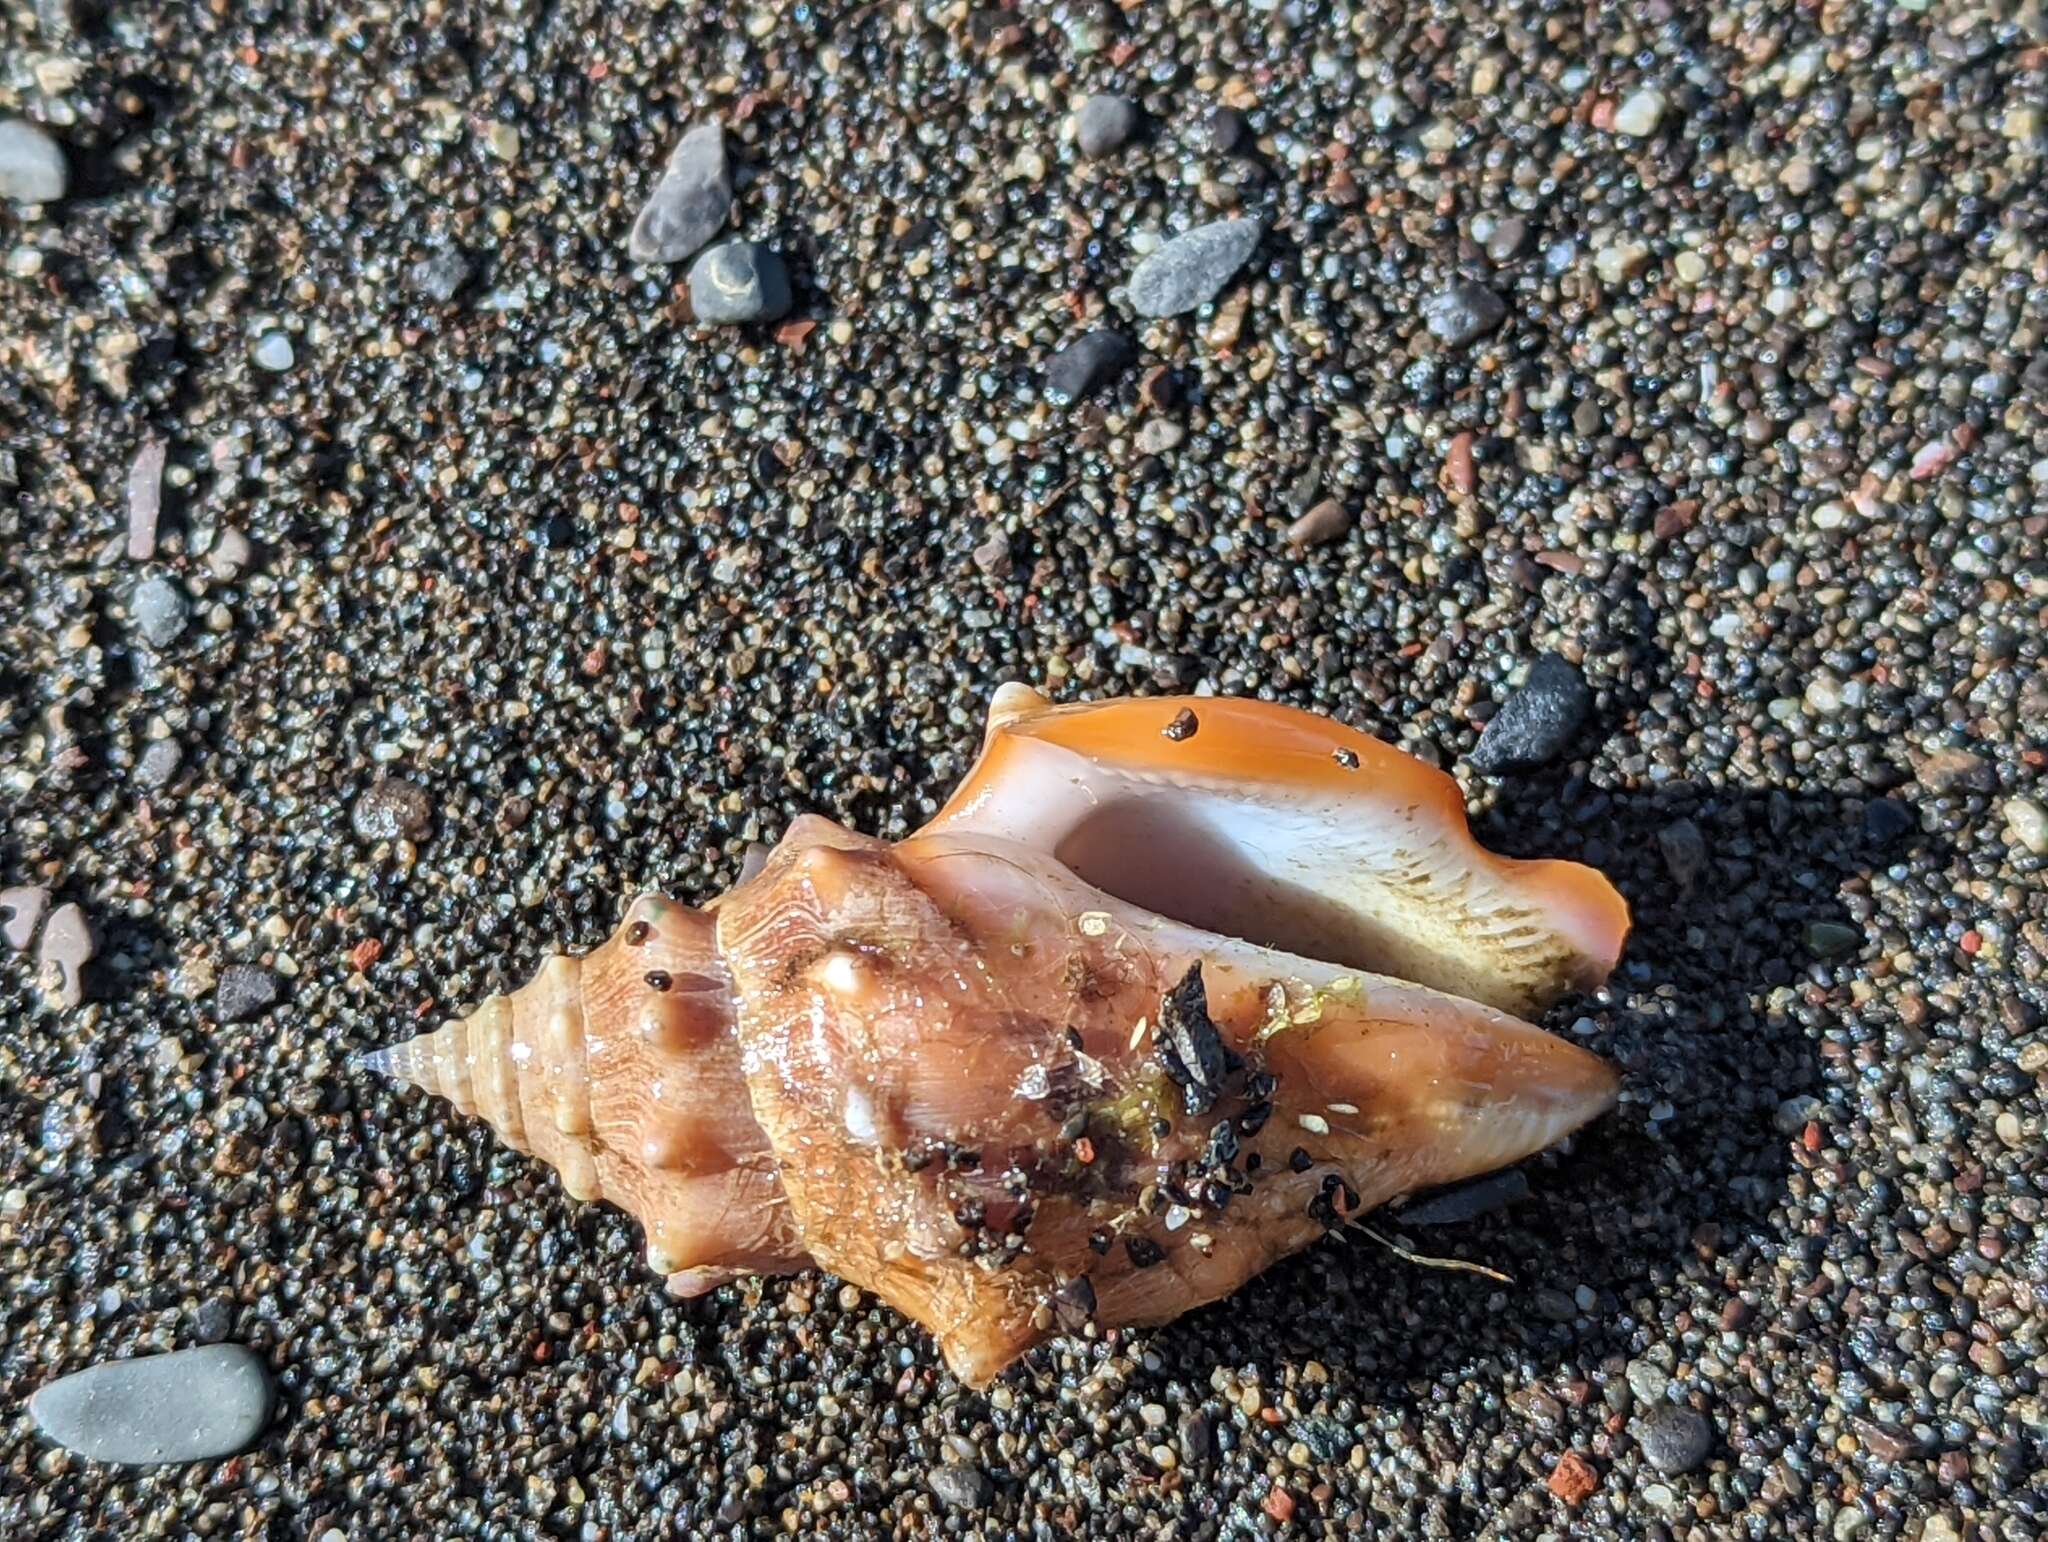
[363, 687, 1628, 1385]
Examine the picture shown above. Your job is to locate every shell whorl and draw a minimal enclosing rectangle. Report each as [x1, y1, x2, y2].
[362, 895, 808, 1285]
[362, 951, 599, 1200]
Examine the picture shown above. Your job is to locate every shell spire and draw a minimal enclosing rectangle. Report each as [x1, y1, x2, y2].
[362, 895, 808, 1293]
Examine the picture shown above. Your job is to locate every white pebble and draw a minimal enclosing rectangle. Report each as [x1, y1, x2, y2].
[1612, 89, 1666, 138]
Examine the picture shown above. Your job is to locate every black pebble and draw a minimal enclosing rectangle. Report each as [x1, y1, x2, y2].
[1156, 963, 1228, 1115]
[1863, 797, 1917, 847]
[1469, 654, 1592, 774]
[1395, 1168, 1530, 1227]
[1046, 330, 1136, 405]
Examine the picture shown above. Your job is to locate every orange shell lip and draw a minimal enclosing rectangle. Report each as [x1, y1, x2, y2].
[923, 686, 1631, 1021]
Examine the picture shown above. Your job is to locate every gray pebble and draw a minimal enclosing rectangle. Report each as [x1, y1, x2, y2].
[1469, 654, 1592, 773]
[192, 1297, 235, 1344]
[927, 1462, 993, 1510]
[1656, 818, 1706, 888]
[351, 776, 434, 842]
[687, 240, 791, 325]
[1126, 219, 1261, 318]
[1206, 105, 1251, 155]
[1421, 280, 1509, 346]
[1634, 1403, 1712, 1475]
[408, 248, 474, 303]
[1074, 93, 1138, 157]
[628, 122, 732, 264]
[37, 901, 96, 1010]
[28, 1344, 273, 1466]
[1046, 330, 1135, 403]
[1533, 1286, 1577, 1323]
[136, 740, 183, 790]
[251, 332, 295, 372]
[216, 964, 283, 1024]
[0, 118, 66, 203]
[1625, 1359, 1670, 1404]
[130, 576, 191, 649]
[1485, 217, 1528, 264]
[1, 884, 50, 951]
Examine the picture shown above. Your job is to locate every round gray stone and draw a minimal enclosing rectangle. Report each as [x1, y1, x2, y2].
[1126, 219, 1262, 318]
[136, 739, 183, 790]
[1074, 93, 1138, 157]
[1635, 1403, 1712, 1475]
[687, 241, 792, 325]
[1421, 280, 1509, 346]
[628, 122, 733, 264]
[130, 576, 190, 649]
[28, 1344, 273, 1466]
[0, 118, 66, 203]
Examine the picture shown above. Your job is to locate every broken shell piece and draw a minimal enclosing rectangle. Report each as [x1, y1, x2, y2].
[360, 688, 1628, 1386]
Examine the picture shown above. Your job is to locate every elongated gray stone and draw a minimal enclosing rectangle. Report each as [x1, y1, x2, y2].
[1126, 219, 1262, 318]
[628, 122, 732, 264]
[29, 1345, 272, 1465]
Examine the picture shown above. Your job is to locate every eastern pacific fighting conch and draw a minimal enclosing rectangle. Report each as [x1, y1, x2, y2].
[362, 688, 1629, 1386]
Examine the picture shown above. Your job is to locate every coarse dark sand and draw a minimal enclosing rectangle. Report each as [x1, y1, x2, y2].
[2, 0, 2044, 1537]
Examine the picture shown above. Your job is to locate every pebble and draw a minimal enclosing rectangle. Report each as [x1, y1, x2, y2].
[1135, 419, 1183, 455]
[407, 248, 474, 303]
[1634, 1404, 1712, 1475]
[28, 1345, 273, 1466]
[1, 885, 50, 951]
[1469, 654, 1592, 773]
[1774, 1094, 1823, 1135]
[0, 118, 67, 203]
[1803, 921, 1861, 959]
[1420, 281, 1508, 347]
[1656, 818, 1706, 888]
[1396, 1168, 1528, 1225]
[130, 576, 191, 649]
[927, 1462, 992, 1510]
[1286, 497, 1352, 548]
[351, 776, 434, 842]
[1863, 798, 1917, 847]
[1045, 330, 1135, 403]
[1126, 219, 1261, 318]
[216, 964, 284, 1024]
[251, 332, 295, 372]
[205, 527, 255, 580]
[1205, 105, 1251, 155]
[1611, 88, 1666, 138]
[1073, 93, 1138, 157]
[627, 122, 733, 264]
[2004, 797, 2048, 856]
[1915, 749, 1993, 795]
[970, 529, 1013, 577]
[136, 740, 183, 790]
[126, 439, 167, 561]
[687, 241, 792, 325]
[1625, 1360, 1670, 1404]
[36, 902, 96, 1010]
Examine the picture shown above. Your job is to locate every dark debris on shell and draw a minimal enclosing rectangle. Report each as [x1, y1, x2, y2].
[1, 0, 2045, 1538]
